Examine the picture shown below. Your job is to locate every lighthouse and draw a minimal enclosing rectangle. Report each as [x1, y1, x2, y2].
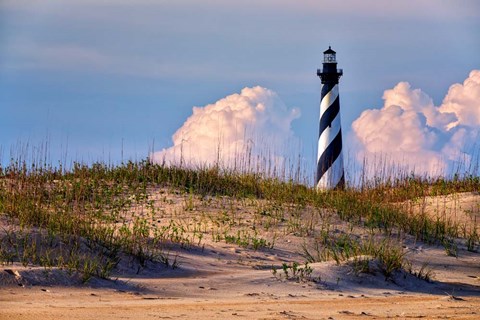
[316, 46, 345, 190]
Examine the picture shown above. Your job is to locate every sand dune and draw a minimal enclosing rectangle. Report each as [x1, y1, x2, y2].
[1, 189, 479, 319]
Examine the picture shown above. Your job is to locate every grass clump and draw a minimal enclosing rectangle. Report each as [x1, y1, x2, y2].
[272, 262, 314, 282]
[302, 234, 407, 279]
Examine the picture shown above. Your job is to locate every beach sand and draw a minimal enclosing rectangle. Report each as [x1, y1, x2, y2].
[1, 190, 479, 319]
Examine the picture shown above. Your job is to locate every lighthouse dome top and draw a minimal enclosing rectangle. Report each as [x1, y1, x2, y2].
[323, 46, 336, 54]
[323, 46, 337, 63]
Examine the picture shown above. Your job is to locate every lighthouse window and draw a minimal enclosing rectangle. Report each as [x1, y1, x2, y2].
[324, 54, 335, 62]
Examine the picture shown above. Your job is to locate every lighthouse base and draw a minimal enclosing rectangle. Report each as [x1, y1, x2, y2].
[316, 153, 345, 190]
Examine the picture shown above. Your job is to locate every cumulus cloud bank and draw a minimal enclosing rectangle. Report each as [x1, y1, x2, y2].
[151, 86, 300, 172]
[351, 70, 480, 177]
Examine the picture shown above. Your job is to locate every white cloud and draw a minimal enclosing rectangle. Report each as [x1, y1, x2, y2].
[150, 86, 300, 172]
[439, 70, 480, 129]
[351, 70, 480, 177]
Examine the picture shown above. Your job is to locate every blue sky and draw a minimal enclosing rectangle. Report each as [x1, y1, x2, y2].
[1, 1, 479, 174]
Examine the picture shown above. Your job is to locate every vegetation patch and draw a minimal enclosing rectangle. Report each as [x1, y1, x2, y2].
[1, 156, 478, 284]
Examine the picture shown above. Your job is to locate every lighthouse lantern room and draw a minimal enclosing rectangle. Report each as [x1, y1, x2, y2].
[323, 46, 336, 62]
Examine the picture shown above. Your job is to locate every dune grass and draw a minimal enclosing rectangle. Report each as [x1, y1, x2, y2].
[0, 153, 479, 282]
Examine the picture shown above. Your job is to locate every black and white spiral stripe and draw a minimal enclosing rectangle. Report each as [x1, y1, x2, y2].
[316, 83, 345, 190]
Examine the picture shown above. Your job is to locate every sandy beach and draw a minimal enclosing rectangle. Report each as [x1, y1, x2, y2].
[2, 188, 480, 319]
